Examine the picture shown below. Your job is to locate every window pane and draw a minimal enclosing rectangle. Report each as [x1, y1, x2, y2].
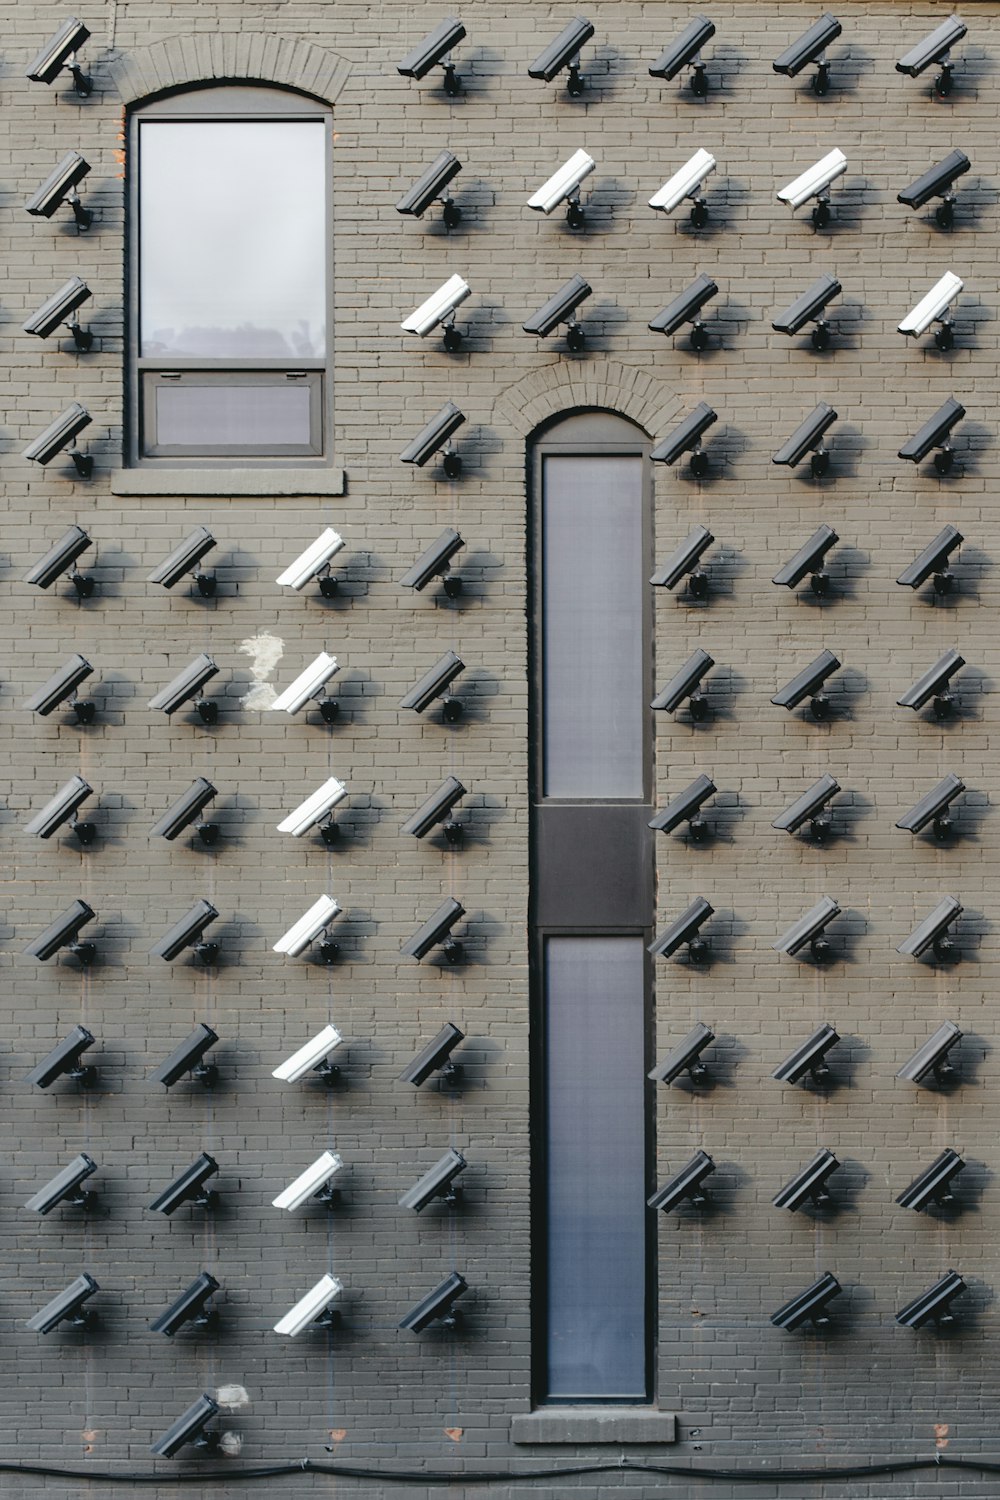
[543, 936, 648, 1400]
[139, 121, 326, 358]
[151, 380, 315, 452]
[542, 454, 644, 798]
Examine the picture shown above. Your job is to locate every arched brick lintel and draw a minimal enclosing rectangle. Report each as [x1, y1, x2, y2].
[495, 359, 682, 441]
[108, 32, 351, 106]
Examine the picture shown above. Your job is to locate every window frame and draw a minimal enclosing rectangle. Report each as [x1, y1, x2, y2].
[125, 84, 334, 468]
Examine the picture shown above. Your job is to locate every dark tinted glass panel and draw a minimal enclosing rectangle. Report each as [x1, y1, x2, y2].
[543, 936, 647, 1400]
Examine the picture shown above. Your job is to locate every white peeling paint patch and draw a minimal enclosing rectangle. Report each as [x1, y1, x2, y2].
[216, 1383, 250, 1410]
[239, 632, 284, 709]
[219, 1430, 244, 1456]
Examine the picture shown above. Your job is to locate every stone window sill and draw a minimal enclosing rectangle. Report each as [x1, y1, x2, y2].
[510, 1409, 678, 1445]
[110, 467, 346, 497]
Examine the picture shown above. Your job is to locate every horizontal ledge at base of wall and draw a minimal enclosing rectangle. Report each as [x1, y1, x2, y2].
[510, 1409, 678, 1445]
[109, 467, 347, 497]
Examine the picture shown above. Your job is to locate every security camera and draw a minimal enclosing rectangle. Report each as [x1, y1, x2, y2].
[772, 525, 840, 596]
[771, 1272, 841, 1331]
[23, 275, 92, 349]
[651, 648, 715, 718]
[650, 525, 715, 596]
[400, 529, 465, 596]
[147, 526, 217, 596]
[523, 274, 592, 350]
[771, 650, 841, 719]
[774, 1150, 841, 1212]
[273, 1274, 343, 1336]
[149, 1152, 219, 1215]
[772, 403, 838, 476]
[897, 1021, 963, 1085]
[401, 274, 471, 350]
[24, 775, 95, 846]
[898, 397, 965, 472]
[649, 16, 716, 95]
[272, 1024, 344, 1084]
[273, 894, 342, 962]
[898, 150, 970, 228]
[150, 1273, 220, 1337]
[897, 15, 967, 96]
[897, 648, 965, 719]
[772, 774, 841, 842]
[897, 895, 963, 961]
[898, 272, 963, 349]
[397, 17, 467, 94]
[24, 898, 96, 965]
[401, 775, 467, 841]
[25, 1024, 96, 1089]
[528, 149, 596, 229]
[26, 150, 92, 228]
[24, 653, 95, 722]
[149, 653, 219, 722]
[773, 897, 841, 962]
[26, 17, 93, 94]
[150, 1024, 220, 1088]
[400, 404, 466, 474]
[150, 1394, 220, 1457]
[276, 527, 345, 595]
[896, 774, 965, 841]
[650, 402, 717, 475]
[401, 896, 466, 963]
[648, 1022, 716, 1085]
[777, 148, 848, 229]
[773, 1022, 841, 1084]
[773, 13, 842, 94]
[151, 778, 218, 846]
[150, 900, 220, 965]
[277, 776, 348, 843]
[270, 652, 340, 721]
[25, 1153, 98, 1214]
[897, 1149, 965, 1212]
[27, 1273, 100, 1335]
[649, 148, 717, 227]
[647, 1149, 716, 1212]
[400, 650, 465, 720]
[399, 1147, 468, 1211]
[528, 16, 595, 94]
[396, 150, 464, 227]
[897, 525, 963, 595]
[648, 774, 717, 841]
[399, 1271, 468, 1332]
[649, 274, 719, 351]
[648, 896, 714, 963]
[22, 401, 93, 477]
[272, 1150, 344, 1212]
[896, 1270, 966, 1330]
[772, 274, 842, 350]
[399, 1022, 466, 1085]
[24, 524, 93, 594]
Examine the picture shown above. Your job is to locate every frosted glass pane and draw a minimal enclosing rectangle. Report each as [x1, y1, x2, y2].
[155, 384, 312, 448]
[140, 121, 326, 358]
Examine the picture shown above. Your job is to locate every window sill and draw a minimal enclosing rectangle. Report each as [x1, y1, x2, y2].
[510, 1410, 678, 1445]
[109, 467, 346, 498]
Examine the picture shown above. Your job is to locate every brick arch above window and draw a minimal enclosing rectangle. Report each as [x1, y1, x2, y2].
[495, 359, 682, 441]
[108, 32, 351, 107]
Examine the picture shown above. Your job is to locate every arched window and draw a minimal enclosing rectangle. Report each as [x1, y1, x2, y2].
[126, 85, 331, 464]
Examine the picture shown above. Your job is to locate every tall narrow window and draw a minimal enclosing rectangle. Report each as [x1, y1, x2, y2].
[530, 411, 655, 1405]
[127, 86, 331, 463]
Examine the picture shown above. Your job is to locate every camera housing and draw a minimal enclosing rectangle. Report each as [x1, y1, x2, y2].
[648, 896, 714, 963]
[396, 150, 463, 227]
[22, 401, 93, 477]
[277, 777, 348, 842]
[649, 148, 717, 227]
[896, 773, 965, 841]
[896, 1149, 965, 1212]
[648, 1022, 716, 1086]
[26, 1025, 96, 1089]
[401, 274, 471, 349]
[897, 15, 967, 96]
[897, 895, 963, 961]
[400, 405, 466, 475]
[897, 525, 963, 595]
[773, 13, 843, 94]
[272, 1150, 344, 1212]
[150, 1272, 221, 1337]
[25, 524, 93, 594]
[271, 652, 340, 721]
[148, 653, 219, 722]
[772, 774, 842, 842]
[651, 648, 715, 718]
[648, 774, 717, 841]
[898, 397, 965, 472]
[773, 1149, 840, 1211]
[772, 273, 841, 349]
[647, 1149, 716, 1212]
[399, 1147, 467, 1211]
[150, 1024, 220, 1088]
[523, 274, 592, 350]
[771, 650, 841, 718]
[150, 1394, 220, 1457]
[897, 648, 965, 718]
[397, 17, 467, 93]
[649, 15, 716, 95]
[26, 17, 93, 94]
[400, 1271, 468, 1332]
[772, 403, 838, 475]
[24, 654, 95, 722]
[651, 402, 718, 475]
[650, 525, 715, 596]
[401, 775, 467, 842]
[149, 1152, 219, 1215]
[528, 149, 596, 228]
[773, 897, 841, 962]
[400, 529, 465, 596]
[773, 1023, 841, 1085]
[151, 778, 218, 845]
[150, 899, 220, 965]
[23, 275, 93, 349]
[777, 148, 847, 228]
[898, 272, 963, 349]
[273, 1274, 343, 1336]
[896, 1271, 966, 1329]
[272, 1024, 344, 1084]
[276, 527, 345, 594]
[528, 16, 595, 94]
[27, 1273, 100, 1334]
[147, 526, 217, 596]
[772, 525, 839, 595]
[25, 1153, 98, 1215]
[399, 1022, 466, 1086]
[401, 897, 466, 963]
[897, 1021, 963, 1085]
[649, 274, 719, 350]
[24, 898, 96, 965]
[24, 775, 95, 846]
[400, 650, 465, 719]
[898, 150, 970, 227]
[273, 895, 342, 962]
[26, 151, 92, 228]
[771, 1272, 841, 1331]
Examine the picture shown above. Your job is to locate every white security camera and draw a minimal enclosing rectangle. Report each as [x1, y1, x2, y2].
[273, 1274, 343, 1336]
[276, 777, 348, 839]
[272, 1024, 344, 1084]
[273, 895, 341, 958]
[649, 148, 717, 225]
[898, 271, 963, 348]
[401, 274, 471, 348]
[270, 652, 340, 718]
[777, 148, 847, 228]
[272, 1151, 344, 1212]
[528, 149, 596, 227]
[276, 528, 345, 593]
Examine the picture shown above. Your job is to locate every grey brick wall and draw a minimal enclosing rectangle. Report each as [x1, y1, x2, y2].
[4, 1, 1000, 1495]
